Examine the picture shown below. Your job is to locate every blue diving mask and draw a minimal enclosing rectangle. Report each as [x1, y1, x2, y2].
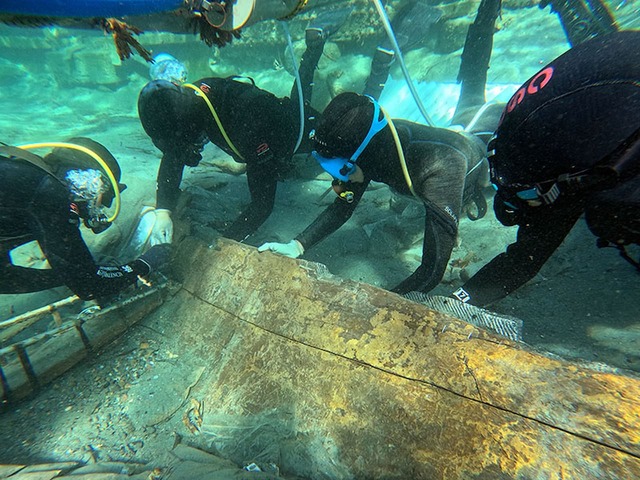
[311, 96, 388, 182]
[494, 182, 561, 210]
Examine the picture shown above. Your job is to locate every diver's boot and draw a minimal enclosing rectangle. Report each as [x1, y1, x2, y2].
[304, 27, 327, 51]
[362, 47, 396, 100]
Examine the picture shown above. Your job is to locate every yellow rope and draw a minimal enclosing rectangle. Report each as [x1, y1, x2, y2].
[183, 83, 245, 161]
[379, 106, 418, 198]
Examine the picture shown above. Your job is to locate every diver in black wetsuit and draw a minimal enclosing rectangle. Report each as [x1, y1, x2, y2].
[257, 0, 504, 295]
[258, 92, 490, 294]
[0, 138, 170, 301]
[136, 4, 443, 246]
[137, 22, 338, 245]
[452, 30, 640, 307]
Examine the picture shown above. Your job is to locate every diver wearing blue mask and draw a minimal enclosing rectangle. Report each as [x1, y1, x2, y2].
[259, 93, 491, 295]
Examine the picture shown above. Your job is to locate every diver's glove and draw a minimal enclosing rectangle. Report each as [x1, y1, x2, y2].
[150, 209, 174, 245]
[257, 239, 304, 259]
[137, 244, 173, 275]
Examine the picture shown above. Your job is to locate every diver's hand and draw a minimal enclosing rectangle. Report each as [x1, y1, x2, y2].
[257, 239, 304, 258]
[150, 209, 173, 245]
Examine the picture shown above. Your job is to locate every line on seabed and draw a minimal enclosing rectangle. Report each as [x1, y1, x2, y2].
[181, 286, 640, 460]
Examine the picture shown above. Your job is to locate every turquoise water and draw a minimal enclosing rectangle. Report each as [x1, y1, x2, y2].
[1, 0, 640, 477]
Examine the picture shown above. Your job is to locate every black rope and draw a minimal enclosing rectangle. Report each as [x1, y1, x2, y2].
[75, 320, 94, 353]
[0, 364, 10, 405]
[14, 344, 38, 390]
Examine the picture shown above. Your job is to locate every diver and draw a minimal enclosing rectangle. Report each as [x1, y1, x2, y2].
[258, 92, 491, 294]
[257, 0, 505, 295]
[451, 30, 640, 307]
[137, 9, 354, 245]
[0, 138, 171, 301]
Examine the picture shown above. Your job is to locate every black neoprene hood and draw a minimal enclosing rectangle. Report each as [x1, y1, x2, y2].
[314, 92, 375, 159]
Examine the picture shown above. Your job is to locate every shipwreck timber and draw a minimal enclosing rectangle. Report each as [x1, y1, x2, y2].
[161, 236, 640, 479]
[1, 236, 639, 479]
[0, 285, 166, 405]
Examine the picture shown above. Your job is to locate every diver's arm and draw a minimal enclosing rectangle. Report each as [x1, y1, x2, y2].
[295, 180, 369, 251]
[392, 204, 458, 295]
[224, 161, 278, 241]
[31, 199, 147, 300]
[459, 204, 583, 307]
[156, 151, 188, 211]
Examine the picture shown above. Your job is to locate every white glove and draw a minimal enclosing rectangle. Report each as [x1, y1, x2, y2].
[149, 209, 174, 245]
[257, 239, 304, 258]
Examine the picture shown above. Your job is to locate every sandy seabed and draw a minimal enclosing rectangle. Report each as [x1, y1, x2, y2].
[0, 4, 639, 471]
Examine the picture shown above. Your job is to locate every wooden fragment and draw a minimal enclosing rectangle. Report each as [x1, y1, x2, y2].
[0, 287, 165, 405]
[20, 462, 78, 473]
[3, 471, 61, 480]
[0, 296, 80, 343]
[0, 465, 25, 478]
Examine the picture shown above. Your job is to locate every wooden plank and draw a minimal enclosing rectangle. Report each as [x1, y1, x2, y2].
[166, 236, 640, 479]
[0, 296, 80, 343]
[0, 288, 165, 404]
[3, 471, 61, 480]
[20, 462, 78, 473]
[0, 465, 25, 478]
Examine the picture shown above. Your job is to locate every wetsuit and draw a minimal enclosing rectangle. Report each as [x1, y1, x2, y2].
[138, 40, 324, 242]
[0, 156, 150, 299]
[458, 31, 640, 307]
[296, 122, 488, 294]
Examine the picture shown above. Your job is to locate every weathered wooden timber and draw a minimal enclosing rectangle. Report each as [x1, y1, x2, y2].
[0, 285, 166, 405]
[160, 236, 640, 479]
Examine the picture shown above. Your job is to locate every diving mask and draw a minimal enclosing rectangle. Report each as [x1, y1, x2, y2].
[66, 169, 111, 233]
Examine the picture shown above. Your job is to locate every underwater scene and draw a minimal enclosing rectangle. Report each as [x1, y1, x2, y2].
[0, 0, 639, 478]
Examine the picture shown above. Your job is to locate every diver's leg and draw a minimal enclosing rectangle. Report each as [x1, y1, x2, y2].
[363, 0, 442, 100]
[288, 28, 326, 110]
[452, 0, 502, 122]
[289, 7, 352, 107]
[540, 0, 618, 46]
[362, 47, 395, 100]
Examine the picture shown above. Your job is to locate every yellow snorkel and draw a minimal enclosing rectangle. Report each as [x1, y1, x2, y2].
[16, 142, 122, 223]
